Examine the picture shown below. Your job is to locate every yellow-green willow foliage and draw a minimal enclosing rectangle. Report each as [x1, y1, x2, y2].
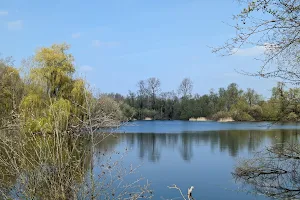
[19, 43, 88, 133]
[70, 78, 88, 122]
[32, 43, 75, 98]
[0, 64, 24, 118]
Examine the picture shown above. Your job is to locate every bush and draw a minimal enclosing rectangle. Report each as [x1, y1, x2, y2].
[231, 110, 255, 121]
[261, 100, 280, 121]
[211, 111, 231, 121]
[142, 109, 158, 119]
[95, 96, 123, 126]
[120, 103, 136, 121]
[248, 105, 263, 120]
[285, 112, 298, 121]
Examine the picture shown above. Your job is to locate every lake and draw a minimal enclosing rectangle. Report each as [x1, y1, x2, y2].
[97, 121, 300, 200]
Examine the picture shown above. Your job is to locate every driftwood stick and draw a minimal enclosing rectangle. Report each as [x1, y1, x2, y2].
[167, 185, 195, 200]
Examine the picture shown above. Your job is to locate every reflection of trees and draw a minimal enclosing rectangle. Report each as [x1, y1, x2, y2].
[0, 131, 122, 199]
[135, 134, 162, 162]
[0, 130, 93, 199]
[234, 143, 300, 199]
[120, 130, 299, 162]
[94, 134, 120, 153]
[167, 134, 179, 148]
[180, 133, 193, 161]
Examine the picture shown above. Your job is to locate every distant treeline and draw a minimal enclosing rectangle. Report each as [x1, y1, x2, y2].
[105, 78, 300, 122]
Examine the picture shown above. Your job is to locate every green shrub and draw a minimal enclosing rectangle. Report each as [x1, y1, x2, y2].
[248, 105, 263, 120]
[285, 112, 298, 121]
[120, 103, 136, 121]
[231, 110, 254, 121]
[211, 111, 231, 121]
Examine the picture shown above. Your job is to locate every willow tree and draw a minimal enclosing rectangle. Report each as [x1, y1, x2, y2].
[32, 43, 75, 98]
[0, 60, 23, 124]
[20, 44, 85, 133]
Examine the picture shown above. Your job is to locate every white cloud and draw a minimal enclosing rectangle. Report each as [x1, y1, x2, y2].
[232, 46, 265, 56]
[92, 40, 119, 48]
[80, 65, 93, 72]
[8, 20, 23, 30]
[72, 32, 81, 39]
[0, 11, 8, 16]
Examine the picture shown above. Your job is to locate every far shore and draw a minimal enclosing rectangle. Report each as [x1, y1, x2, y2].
[140, 117, 235, 122]
[135, 118, 299, 123]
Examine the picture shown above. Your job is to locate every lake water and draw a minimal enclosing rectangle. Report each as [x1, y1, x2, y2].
[98, 121, 300, 200]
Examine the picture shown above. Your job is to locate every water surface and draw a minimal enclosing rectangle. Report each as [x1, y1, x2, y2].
[99, 121, 300, 199]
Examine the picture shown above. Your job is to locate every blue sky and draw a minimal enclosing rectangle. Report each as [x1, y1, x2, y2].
[0, 0, 279, 98]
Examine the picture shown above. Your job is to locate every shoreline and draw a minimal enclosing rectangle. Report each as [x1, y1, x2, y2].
[133, 119, 300, 123]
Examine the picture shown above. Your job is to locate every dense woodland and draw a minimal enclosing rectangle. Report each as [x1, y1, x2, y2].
[107, 79, 300, 122]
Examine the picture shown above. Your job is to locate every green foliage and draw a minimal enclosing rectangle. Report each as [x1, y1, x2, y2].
[231, 111, 254, 121]
[139, 109, 158, 119]
[20, 93, 46, 119]
[179, 98, 195, 120]
[1, 45, 299, 127]
[211, 111, 231, 121]
[260, 100, 280, 121]
[49, 98, 71, 131]
[31, 43, 75, 98]
[70, 79, 87, 121]
[16, 43, 122, 132]
[97, 96, 123, 121]
[123, 80, 299, 122]
[231, 98, 249, 112]
[120, 103, 136, 121]
[0, 64, 24, 118]
[248, 105, 263, 121]
[285, 112, 298, 122]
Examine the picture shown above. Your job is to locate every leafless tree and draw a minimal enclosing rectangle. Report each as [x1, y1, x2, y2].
[178, 78, 193, 98]
[147, 77, 161, 109]
[213, 0, 300, 84]
[234, 142, 300, 199]
[213, 1, 300, 199]
[137, 80, 148, 97]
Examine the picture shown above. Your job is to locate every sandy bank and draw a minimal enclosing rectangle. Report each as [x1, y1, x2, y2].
[218, 117, 235, 122]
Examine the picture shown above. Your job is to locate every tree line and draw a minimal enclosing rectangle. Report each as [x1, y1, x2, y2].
[106, 78, 300, 122]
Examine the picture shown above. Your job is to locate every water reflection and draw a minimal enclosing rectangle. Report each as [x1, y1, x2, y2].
[233, 142, 300, 199]
[0, 131, 122, 199]
[1, 127, 299, 200]
[116, 129, 300, 162]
